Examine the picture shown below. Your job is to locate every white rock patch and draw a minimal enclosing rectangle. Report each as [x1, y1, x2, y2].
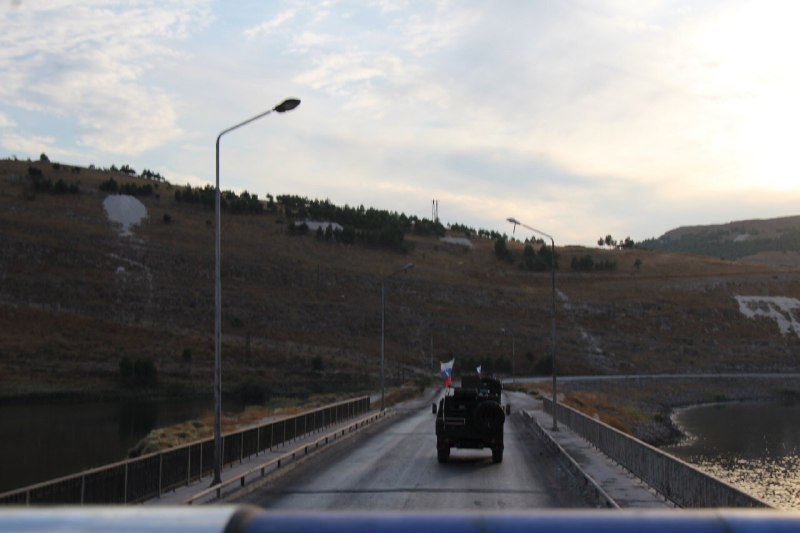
[103, 194, 147, 236]
[439, 236, 473, 248]
[735, 296, 800, 337]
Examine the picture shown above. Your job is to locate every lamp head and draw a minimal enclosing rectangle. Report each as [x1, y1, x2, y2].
[274, 98, 301, 113]
[507, 217, 520, 235]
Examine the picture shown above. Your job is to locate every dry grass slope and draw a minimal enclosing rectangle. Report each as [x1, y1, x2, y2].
[2, 158, 800, 403]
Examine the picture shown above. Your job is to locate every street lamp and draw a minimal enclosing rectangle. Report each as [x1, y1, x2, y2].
[500, 327, 515, 383]
[213, 98, 300, 485]
[507, 217, 558, 431]
[380, 263, 414, 411]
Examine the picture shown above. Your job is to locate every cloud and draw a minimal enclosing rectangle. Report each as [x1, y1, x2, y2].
[290, 31, 336, 52]
[0, 112, 14, 128]
[400, 2, 482, 57]
[243, 9, 296, 39]
[1, 132, 87, 161]
[1, 133, 55, 155]
[0, 0, 211, 155]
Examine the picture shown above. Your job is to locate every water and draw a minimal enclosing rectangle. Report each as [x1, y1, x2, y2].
[664, 401, 800, 509]
[0, 399, 214, 494]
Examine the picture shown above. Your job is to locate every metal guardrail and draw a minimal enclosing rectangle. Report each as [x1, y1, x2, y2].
[185, 410, 388, 504]
[0, 396, 370, 505]
[543, 398, 770, 508]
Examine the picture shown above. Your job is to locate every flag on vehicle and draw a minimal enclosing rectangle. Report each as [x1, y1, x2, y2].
[440, 359, 454, 388]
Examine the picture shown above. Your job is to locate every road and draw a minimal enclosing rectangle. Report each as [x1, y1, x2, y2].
[235, 392, 591, 511]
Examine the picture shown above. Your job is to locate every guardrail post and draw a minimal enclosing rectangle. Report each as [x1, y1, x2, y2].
[80, 474, 85, 505]
[124, 463, 129, 503]
[240, 433, 244, 464]
[158, 453, 163, 498]
[187, 448, 191, 487]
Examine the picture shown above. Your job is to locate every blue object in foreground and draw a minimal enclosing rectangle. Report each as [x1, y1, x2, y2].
[3, 508, 800, 533]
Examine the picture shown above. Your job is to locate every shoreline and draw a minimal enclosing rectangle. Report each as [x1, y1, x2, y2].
[512, 374, 800, 447]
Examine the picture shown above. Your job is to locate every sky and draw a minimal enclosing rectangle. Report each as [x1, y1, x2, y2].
[2, 0, 800, 246]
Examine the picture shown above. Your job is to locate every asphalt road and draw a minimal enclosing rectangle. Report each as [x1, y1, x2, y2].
[236, 392, 591, 511]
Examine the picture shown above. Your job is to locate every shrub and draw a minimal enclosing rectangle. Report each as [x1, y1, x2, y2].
[119, 356, 134, 382]
[119, 356, 158, 387]
[52, 178, 79, 194]
[494, 238, 512, 261]
[133, 358, 158, 387]
[533, 355, 553, 375]
[234, 380, 271, 405]
[99, 177, 119, 192]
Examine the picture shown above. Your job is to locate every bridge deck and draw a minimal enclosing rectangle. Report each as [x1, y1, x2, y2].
[147, 393, 673, 509]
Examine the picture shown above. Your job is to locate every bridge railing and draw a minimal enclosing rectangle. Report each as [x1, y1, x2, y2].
[0, 396, 370, 505]
[543, 397, 769, 508]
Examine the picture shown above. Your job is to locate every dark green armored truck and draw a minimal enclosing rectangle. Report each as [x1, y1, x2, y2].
[434, 374, 506, 463]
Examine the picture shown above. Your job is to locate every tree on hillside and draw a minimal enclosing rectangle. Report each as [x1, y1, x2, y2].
[520, 243, 557, 271]
[494, 238, 512, 262]
[119, 164, 136, 176]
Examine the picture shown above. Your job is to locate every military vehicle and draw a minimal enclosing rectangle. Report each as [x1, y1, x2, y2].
[434, 374, 506, 463]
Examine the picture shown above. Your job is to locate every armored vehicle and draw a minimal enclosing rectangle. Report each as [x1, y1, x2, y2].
[434, 374, 505, 463]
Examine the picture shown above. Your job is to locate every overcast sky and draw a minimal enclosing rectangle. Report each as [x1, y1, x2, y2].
[2, 0, 800, 246]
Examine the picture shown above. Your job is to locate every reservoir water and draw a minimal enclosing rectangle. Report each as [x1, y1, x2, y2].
[664, 401, 800, 509]
[0, 399, 216, 494]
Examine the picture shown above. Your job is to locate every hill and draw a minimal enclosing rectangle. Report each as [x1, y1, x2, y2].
[2, 158, 800, 403]
[640, 216, 800, 267]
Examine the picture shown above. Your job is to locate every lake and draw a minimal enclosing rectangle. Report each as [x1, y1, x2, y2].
[664, 401, 800, 509]
[0, 398, 219, 494]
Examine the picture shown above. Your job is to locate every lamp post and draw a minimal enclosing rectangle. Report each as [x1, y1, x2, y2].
[380, 263, 414, 411]
[213, 98, 300, 485]
[500, 327, 515, 383]
[507, 217, 558, 431]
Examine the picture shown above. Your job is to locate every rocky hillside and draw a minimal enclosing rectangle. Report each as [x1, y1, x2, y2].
[2, 158, 800, 401]
[640, 216, 800, 267]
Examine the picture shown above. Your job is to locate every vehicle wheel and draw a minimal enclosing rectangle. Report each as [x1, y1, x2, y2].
[492, 449, 503, 463]
[438, 447, 450, 463]
[472, 401, 506, 434]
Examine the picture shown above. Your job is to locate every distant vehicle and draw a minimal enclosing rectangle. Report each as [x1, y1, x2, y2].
[434, 374, 506, 463]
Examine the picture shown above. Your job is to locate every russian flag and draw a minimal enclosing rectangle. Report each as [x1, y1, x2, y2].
[440, 359, 454, 388]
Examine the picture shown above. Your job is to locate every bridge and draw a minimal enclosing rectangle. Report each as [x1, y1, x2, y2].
[0, 388, 769, 512]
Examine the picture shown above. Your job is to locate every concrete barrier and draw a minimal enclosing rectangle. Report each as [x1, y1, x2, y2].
[543, 398, 770, 508]
[522, 411, 619, 509]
